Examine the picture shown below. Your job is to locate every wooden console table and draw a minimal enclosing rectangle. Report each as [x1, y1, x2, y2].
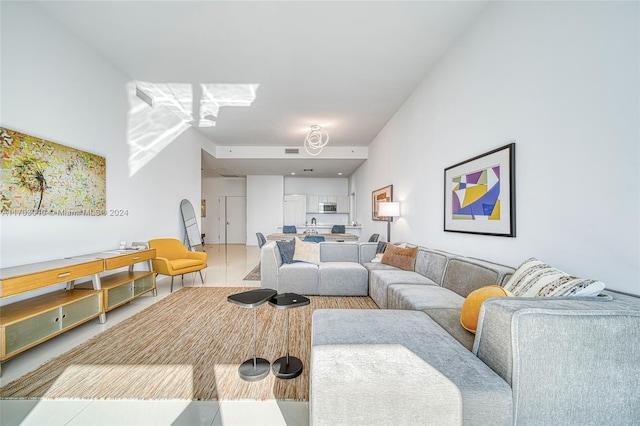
[0, 248, 156, 373]
[74, 249, 156, 313]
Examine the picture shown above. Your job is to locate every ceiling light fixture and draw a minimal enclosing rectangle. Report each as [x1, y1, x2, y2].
[304, 125, 329, 156]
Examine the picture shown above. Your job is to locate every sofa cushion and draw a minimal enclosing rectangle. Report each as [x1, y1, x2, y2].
[312, 309, 512, 425]
[413, 248, 451, 285]
[293, 237, 320, 265]
[382, 244, 418, 271]
[358, 243, 378, 264]
[424, 308, 476, 351]
[388, 284, 464, 311]
[460, 285, 511, 333]
[319, 242, 360, 263]
[503, 257, 606, 297]
[442, 257, 514, 298]
[362, 262, 398, 273]
[318, 262, 368, 296]
[369, 269, 432, 308]
[276, 239, 295, 264]
[279, 262, 318, 294]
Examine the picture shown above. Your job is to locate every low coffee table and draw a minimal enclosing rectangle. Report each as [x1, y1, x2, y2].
[269, 293, 310, 379]
[228, 288, 277, 381]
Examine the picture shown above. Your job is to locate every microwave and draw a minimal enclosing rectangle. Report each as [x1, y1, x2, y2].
[319, 202, 337, 212]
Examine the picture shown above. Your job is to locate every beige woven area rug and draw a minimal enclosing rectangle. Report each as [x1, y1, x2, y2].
[0, 287, 377, 401]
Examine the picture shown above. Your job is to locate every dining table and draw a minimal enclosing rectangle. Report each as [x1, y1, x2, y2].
[266, 233, 359, 242]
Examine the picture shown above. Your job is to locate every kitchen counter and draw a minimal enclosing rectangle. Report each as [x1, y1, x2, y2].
[277, 225, 362, 236]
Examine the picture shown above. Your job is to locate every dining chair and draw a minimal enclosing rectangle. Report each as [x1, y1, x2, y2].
[304, 235, 325, 243]
[368, 233, 380, 242]
[283, 225, 297, 234]
[256, 232, 267, 248]
[331, 225, 345, 234]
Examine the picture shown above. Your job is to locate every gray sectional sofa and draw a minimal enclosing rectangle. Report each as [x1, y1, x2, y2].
[260, 241, 640, 425]
[260, 241, 371, 295]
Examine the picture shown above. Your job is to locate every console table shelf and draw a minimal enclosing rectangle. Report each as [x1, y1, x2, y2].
[0, 248, 156, 373]
[77, 270, 155, 312]
[0, 289, 102, 359]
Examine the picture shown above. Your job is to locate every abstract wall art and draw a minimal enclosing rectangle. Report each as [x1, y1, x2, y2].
[444, 143, 515, 236]
[1, 127, 106, 216]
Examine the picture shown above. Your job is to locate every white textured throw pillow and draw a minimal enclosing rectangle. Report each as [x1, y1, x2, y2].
[504, 257, 605, 297]
[293, 237, 320, 265]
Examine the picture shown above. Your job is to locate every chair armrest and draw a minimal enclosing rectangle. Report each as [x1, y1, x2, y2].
[151, 257, 171, 275]
[186, 251, 207, 262]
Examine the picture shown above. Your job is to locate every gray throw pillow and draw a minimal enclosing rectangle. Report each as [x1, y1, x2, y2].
[276, 239, 296, 264]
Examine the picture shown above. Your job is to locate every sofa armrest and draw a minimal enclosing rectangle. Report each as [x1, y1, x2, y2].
[310, 344, 463, 426]
[260, 241, 282, 291]
[475, 298, 640, 425]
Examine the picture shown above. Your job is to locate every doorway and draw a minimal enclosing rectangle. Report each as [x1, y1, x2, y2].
[218, 196, 247, 244]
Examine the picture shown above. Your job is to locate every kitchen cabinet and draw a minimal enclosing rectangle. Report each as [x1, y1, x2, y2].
[284, 194, 307, 225]
[306, 195, 320, 213]
[306, 195, 350, 213]
[337, 196, 349, 213]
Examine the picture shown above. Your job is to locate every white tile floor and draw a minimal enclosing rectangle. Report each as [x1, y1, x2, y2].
[1, 245, 310, 426]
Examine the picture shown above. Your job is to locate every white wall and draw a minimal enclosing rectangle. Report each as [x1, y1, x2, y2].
[246, 175, 284, 245]
[352, 1, 639, 295]
[284, 177, 348, 195]
[201, 176, 246, 244]
[0, 2, 202, 298]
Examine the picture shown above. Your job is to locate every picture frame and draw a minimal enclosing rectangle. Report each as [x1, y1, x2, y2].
[444, 143, 515, 237]
[1, 127, 106, 215]
[372, 185, 393, 221]
[201, 199, 206, 217]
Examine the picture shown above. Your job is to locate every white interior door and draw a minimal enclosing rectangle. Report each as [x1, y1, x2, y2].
[223, 196, 246, 244]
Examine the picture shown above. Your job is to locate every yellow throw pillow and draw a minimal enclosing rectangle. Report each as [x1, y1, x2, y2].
[460, 285, 511, 333]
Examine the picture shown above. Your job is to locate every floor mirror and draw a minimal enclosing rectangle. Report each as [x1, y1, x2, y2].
[180, 199, 204, 252]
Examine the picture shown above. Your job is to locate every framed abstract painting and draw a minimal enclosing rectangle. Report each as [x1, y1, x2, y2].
[444, 143, 515, 237]
[1, 127, 106, 215]
[372, 185, 393, 221]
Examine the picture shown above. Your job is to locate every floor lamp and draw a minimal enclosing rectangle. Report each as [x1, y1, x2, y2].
[378, 202, 400, 242]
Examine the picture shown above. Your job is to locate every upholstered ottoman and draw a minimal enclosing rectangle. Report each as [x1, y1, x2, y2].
[318, 262, 368, 296]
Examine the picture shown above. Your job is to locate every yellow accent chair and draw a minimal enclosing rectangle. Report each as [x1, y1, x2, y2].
[148, 238, 207, 292]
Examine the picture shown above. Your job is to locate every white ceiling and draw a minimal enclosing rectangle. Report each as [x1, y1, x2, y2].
[36, 1, 487, 178]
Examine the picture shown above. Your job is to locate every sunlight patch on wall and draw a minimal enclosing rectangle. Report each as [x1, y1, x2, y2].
[127, 82, 259, 176]
[200, 84, 259, 127]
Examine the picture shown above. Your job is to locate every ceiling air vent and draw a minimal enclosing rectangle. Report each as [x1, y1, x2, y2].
[220, 174, 240, 178]
[285, 148, 299, 154]
[304, 169, 314, 172]
[135, 86, 154, 107]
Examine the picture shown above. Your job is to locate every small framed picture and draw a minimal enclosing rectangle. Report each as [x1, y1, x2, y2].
[201, 199, 206, 217]
[444, 143, 515, 237]
[372, 185, 393, 221]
